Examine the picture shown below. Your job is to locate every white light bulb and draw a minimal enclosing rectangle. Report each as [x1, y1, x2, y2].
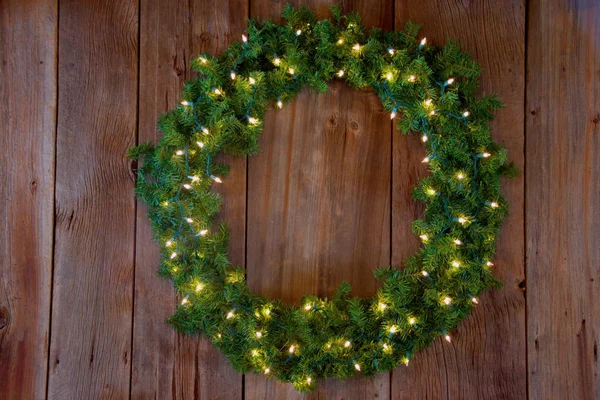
[389, 326, 398, 334]
[256, 331, 262, 338]
[183, 184, 192, 189]
[338, 39, 344, 44]
[195, 283, 203, 292]
[176, 150, 184, 155]
[354, 363, 361, 371]
[457, 173, 465, 180]
[211, 175, 222, 183]
[296, 29, 302, 35]
[486, 261, 494, 267]
[304, 304, 311, 311]
[378, 302, 387, 311]
[452, 260, 461, 268]
[181, 296, 189, 305]
[277, 99, 283, 109]
[288, 68, 295, 75]
[482, 152, 491, 158]
[490, 201, 499, 208]
[388, 48, 395, 55]
[289, 345, 295, 353]
[422, 135, 428, 142]
[201, 126, 209, 134]
[422, 156, 430, 163]
[404, 358, 409, 366]
[344, 340, 351, 347]
[426, 188, 436, 196]
[443, 297, 452, 305]
[181, 100, 192, 106]
[166, 240, 173, 247]
[430, 110, 436, 116]
[352, 44, 360, 51]
[422, 270, 429, 277]
[230, 71, 236, 80]
[458, 217, 467, 224]
[307, 377, 312, 384]
[390, 110, 397, 119]
[196, 141, 205, 148]
[472, 297, 479, 304]
[420, 234, 429, 241]
[214, 88, 222, 95]
[274, 57, 280, 65]
[420, 37, 427, 46]
[251, 349, 258, 357]
[199, 229, 208, 236]
[386, 72, 393, 81]
[463, 111, 470, 117]
[226, 311, 235, 319]
[264, 368, 270, 374]
[445, 334, 451, 342]
[248, 116, 258, 125]
[446, 78, 455, 85]
[425, 99, 432, 106]
[249, 77, 255, 84]
[170, 252, 177, 259]
[408, 75, 416, 82]
[409, 317, 416, 325]
[338, 69, 344, 77]
[454, 239, 462, 245]
[186, 218, 193, 223]
[199, 57, 207, 64]
[189, 175, 200, 182]
[242, 34, 247, 42]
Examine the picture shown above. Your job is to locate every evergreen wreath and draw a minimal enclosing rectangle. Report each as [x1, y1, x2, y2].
[129, 5, 516, 391]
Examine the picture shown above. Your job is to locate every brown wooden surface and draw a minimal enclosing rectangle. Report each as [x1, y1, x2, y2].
[133, 0, 247, 398]
[0, 1, 57, 398]
[392, 1, 527, 399]
[47, 0, 138, 398]
[526, 1, 600, 399]
[1, 0, 599, 399]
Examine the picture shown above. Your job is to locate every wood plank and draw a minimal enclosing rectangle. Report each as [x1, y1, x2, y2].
[526, 1, 600, 399]
[392, 1, 526, 399]
[47, 0, 138, 398]
[0, 1, 57, 398]
[132, 0, 247, 398]
[245, 1, 393, 398]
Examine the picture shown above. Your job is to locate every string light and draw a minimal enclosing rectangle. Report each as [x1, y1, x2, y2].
[176, 149, 184, 155]
[273, 57, 280, 65]
[486, 261, 494, 267]
[378, 302, 387, 311]
[490, 201, 499, 208]
[170, 252, 177, 259]
[454, 239, 463, 245]
[386, 72, 393, 81]
[277, 99, 283, 109]
[403, 358, 410, 366]
[443, 297, 452, 305]
[199, 56, 207, 64]
[296, 29, 302, 36]
[451, 260, 461, 268]
[472, 297, 479, 304]
[230, 71, 236, 80]
[352, 44, 360, 51]
[248, 116, 258, 125]
[457, 216, 467, 224]
[196, 141, 205, 148]
[166, 239, 173, 247]
[181, 100, 192, 106]
[181, 296, 189, 305]
[425, 99, 432, 106]
[195, 283, 203, 292]
[463, 111, 470, 117]
[344, 340, 351, 348]
[226, 310, 235, 319]
[338, 69, 344, 77]
[409, 317, 416, 325]
[426, 188, 436, 196]
[255, 331, 263, 338]
[198, 229, 208, 236]
[186, 217, 193, 223]
[422, 135, 428, 142]
[457, 173, 465, 180]
[251, 349, 258, 357]
[389, 326, 398, 334]
[264, 368, 270, 374]
[445, 334, 451, 342]
[304, 304, 312, 311]
[201, 126, 209, 134]
[183, 184, 192, 190]
[388, 48, 395, 55]
[390, 109, 397, 119]
[408, 75, 416, 82]
[249, 77, 256, 85]
[288, 68, 295, 75]
[337, 38, 344, 45]
[289, 345, 296, 354]
[420, 38, 427, 46]
[422, 156, 430, 163]
[420, 234, 429, 242]
[210, 175, 222, 183]
[482, 152, 491, 158]
[429, 110, 436, 116]
[354, 363, 361, 371]
[422, 270, 429, 277]
[307, 377, 312, 384]
[445, 78, 455, 86]
[214, 88, 222, 95]
[242, 34, 247, 43]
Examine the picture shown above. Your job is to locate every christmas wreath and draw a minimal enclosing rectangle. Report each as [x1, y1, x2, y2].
[129, 5, 515, 391]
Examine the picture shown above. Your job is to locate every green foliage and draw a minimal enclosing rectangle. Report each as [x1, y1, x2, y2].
[130, 5, 512, 392]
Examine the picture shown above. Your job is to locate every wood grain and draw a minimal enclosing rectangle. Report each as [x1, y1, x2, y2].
[526, 1, 600, 399]
[0, 1, 57, 398]
[47, 0, 138, 398]
[132, 0, 247, 398]
[392, 1, 526, 399]
[245, 1, 393, 398]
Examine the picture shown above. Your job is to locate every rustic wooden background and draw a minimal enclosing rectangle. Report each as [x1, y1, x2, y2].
[1, 0, 599, 399]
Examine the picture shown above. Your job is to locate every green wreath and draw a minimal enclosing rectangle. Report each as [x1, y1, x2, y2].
[129, 5, 515, 392]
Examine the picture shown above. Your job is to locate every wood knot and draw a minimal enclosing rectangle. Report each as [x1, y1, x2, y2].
[30, 180, 38, 194]
[0, 307, 9, 330]
[349, 120, 360, 130]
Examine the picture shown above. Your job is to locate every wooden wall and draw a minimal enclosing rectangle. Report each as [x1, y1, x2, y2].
[0, 0, 598, 399]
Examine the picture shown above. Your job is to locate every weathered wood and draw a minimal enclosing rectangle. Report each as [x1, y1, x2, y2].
[132, 0, 247, 398]
[392, 1, 526, 399]
[0, 1, 57, 398]
[245, 1, 393, 398]
[47, 0, 138, 398]
[526, 1, 600, 399]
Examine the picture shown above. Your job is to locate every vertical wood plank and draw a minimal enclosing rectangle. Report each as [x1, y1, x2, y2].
[48, 0, 138, 398]
[132, 0, 247, 398]
[0, 1, 57, 398]
[245, 1, 393, 398]
[392, 1, 526, 399]
[526, 1, 600, 399]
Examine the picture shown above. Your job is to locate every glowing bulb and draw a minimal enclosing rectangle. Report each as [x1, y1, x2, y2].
[458, 217, 467, 224]
[265, 308, 271, 315]
[378, 302, 387, 311]
[201, 126, 209, 134]
[354, 363, 361, 371]
[422, 135, 428, 142]
[389, 326, 398, 334]
[420, 234, 429, 241]
[248, 117, 258, 125]
[226, 311, 235, 319]
[472, 297, 479, 304]
[242, 34, 247, 42]
[211, 175, 222, 183]
[296, 29, 302, 35]
[457, 173, 465, 180]
[170, 252, 177, 259]
[273, 57, 280, 66]
[176, 150, 184, 155]
[326, 344, 331, 348]
[337, 38, 344, 44]
[344, 340, 351, 348]
[446, 78, 455, 85]
[390, 110, 397, 119]
[486, 261, 494, 267]
[422, 270, 429, 277]
[277, 99, 283, 109]
[338, 69, 344, 77]
[288, 68, 295, 75]
[251, 349, 258, 357]
[409, 317, 416, 325]
[422, 156, 430, 163]
[445, 334, 451, 342]
[256, 331, 262, 338]
[304, 304, 312, 311]
[186, 217, 193, 223]
[408, 75, 416, 82]
[430, 110, 436, 116]
[420, 38, 427, 46]
[425, 99, 432, 106]
[426, 188, 436, 196]
[443, 297, 452, 305]
[289, 345, 295, 354]
[404, 358, 409, 366]
[383, 343, 390, 351]
[166, 240, 173, 247]
[386, 72, 393, 81]
[307, 377, 312, 384]
[181, 296, 189, 305]
[214, 88, 221, 95]
[196, 141, 205, 148]
[183, 184, 192, 190]
[264, 368, 270, 374]
[199, 57, 207, 64]
[199, 229, 208, 236]
[217, 333, 222, 338]
[195, 283, 203, 292]
[352, 44, 360, 51]
[451, 260, 461, 268]
[454, 239, 462, 245]
[463, 111, 470, 117]
[249, 77, 256, 85]
[482, 152, 491, 158]
[230, 71, 236, 80]
[490, 201, 499, 208]
[181, 100, 192, 106]
[388, 48, 395, 55]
